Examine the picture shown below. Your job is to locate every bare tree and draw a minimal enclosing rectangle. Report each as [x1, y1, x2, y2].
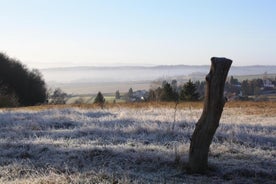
[51, 88, 68, 104]
[188, 57, 232, 173]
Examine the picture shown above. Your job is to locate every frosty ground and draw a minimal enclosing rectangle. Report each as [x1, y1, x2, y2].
[0, 103, 275, 183]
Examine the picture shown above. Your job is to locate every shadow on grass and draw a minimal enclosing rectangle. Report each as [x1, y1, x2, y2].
[0, 141, 189, 183]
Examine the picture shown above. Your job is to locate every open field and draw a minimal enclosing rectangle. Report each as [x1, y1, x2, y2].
[0, 102, 275, 183]
[65, 94, 127, 105]
[50, 81, 151, 95]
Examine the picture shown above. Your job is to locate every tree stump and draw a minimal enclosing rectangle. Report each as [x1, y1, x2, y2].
[188, 57, 232, 173]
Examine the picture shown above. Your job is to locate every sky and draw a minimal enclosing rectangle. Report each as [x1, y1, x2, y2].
[0, 0, 276, 68]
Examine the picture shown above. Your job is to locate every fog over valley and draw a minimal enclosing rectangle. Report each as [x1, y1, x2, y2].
[42, 65, 276, 83]
[39, 65, 276, 94]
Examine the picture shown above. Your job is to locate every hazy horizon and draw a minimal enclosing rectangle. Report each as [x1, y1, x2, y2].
[41, 65, 276, 84]
[37, 63, 276, 70]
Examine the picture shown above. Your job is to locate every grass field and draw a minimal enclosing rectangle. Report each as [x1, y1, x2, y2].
[65, 94, 127, 105]
[0, 102, 275, 183]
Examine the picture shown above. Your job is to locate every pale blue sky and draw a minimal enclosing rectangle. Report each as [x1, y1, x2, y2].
[1, 0, 275, 68]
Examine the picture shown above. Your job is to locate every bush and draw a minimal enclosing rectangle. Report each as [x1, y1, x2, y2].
[0, 94, 19, 107]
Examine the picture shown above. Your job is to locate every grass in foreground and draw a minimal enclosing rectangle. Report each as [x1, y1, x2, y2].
[0, 102, 275, 183]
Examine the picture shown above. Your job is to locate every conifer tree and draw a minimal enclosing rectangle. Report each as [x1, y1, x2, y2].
[180, 80, 199, 101]
[94, 92, 105, 104]
[160, 82, 178, 101]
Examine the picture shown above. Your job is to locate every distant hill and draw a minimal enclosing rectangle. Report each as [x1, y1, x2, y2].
[41, 65, 276, 83]
[41, 65, 276, 94]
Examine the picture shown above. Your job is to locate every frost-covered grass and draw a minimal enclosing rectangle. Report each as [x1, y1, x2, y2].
[0, 103, 275, 183]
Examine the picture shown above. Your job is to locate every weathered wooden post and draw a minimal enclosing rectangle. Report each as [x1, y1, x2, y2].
[188, 57, 232, 173]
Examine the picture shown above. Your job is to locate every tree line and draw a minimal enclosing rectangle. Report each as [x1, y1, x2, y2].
[148, 80, 202, 102]
[49, 75, 275, 106]
[0, 53, 47, 107]
[225, 75, 276, 98]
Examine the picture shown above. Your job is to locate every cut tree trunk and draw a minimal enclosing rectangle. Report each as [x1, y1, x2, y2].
[188, 57, 232, 173]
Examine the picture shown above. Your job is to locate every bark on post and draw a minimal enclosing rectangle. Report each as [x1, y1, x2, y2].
[188, 57, 232, 173]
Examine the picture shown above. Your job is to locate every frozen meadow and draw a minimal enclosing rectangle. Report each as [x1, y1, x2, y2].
[0, 103, 275, 183]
